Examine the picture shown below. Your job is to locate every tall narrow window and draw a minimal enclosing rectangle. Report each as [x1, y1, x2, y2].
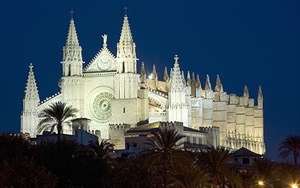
[123, 108, 125, 113]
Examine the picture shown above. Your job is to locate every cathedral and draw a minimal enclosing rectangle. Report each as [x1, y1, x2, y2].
[21, 13, 265, 154]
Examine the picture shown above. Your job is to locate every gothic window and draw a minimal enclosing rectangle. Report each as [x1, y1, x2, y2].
[186, 136, 190, 143]
[198, 137, 202, 144]
[193, 137, 196, 144]
[242, 158, 250, 164]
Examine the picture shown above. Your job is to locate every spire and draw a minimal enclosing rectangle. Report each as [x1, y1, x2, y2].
[163, 66, 169, 82]
[140, 62, 146, 84]
[62, 16, 83, 76]
[64, 18, 81, 56]
[243, 85, 249, 98]
[117, 13, 137, 73]
[258, 85, 263, 100]
[25, 63, 40, 101]
[169, 55, 184, 91]
[151, 64, 158, 80]
[205, 74, 212, 90]
[118, 15, 134, 46]
[214, 75, 223, 92]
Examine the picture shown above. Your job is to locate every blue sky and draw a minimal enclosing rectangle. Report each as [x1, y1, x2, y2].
[1, 0, 300, 161]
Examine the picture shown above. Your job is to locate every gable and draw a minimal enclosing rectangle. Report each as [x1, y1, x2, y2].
[84, 47, 117, 72]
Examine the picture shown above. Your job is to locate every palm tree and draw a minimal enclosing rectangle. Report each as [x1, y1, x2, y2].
[170, 159, 209, 188]
[146, 127, 186, 188]
[38, 101, 78, 141]
[279, 135, 300, 165]
[274, 162, 299, 187]
[252, 157, 276, 186]
[88, 139, 114, 161]
[197, 146, 241, 188]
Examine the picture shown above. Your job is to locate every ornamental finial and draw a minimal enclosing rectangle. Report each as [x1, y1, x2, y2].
[70, 10, 74, 20]
[102, 34, 107, 47]
[29, 63, 33, 71]
[124, 7, 128, 16]
[174, 55, 179, 64]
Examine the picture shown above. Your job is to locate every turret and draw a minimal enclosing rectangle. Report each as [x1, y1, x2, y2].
[62, 16, 83, 76]
[21, 63, 40, 137]
[116, 13, 137, 73]
[168, 55, 189, 127]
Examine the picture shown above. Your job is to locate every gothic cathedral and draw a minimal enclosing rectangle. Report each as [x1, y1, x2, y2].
[21, 13, 265, 154]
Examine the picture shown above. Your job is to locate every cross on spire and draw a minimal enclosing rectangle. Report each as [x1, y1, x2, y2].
[174, 55, 179, 64]
[70, 10, 74, 20]
[29, 63, 33, 71]
[124, 7, 128, 16]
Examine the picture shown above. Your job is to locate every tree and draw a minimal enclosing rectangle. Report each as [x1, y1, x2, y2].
[197, 146, 241, 188]
[104, 155, 156, 188]
[252, 157, 276, 186]
[274, 162, 300, 187]
[0, 134, 32, 164]
[88, 139, 114, 161]
[0, 159, 57, 188]
[170, 159, 209, 188]
[279, 135, 300, 165]
[145, 127, 187, 188]
[37, 101, 78, 141]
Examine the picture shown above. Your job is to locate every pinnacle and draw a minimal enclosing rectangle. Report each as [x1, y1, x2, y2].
[25, 63, 40, 100]
[140, 62, 146, 84]
[65, 18, 80, 47]
[214, 75, 223, 92]
[152, 64, 158, 80]
[243, 85, 249, 98]
[196, 74, 202, 89]
[118, 15, 134, 46]
[163, 66, 169, 81]
[258, 85, 263, 99]
[63, 17, 83, 63]
[205, 74, 212, 90]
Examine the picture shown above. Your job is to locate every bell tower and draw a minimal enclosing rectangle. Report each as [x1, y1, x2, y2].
[21, 63, 40, 137]
[116, 11, 138, 73]
[60, 14, 84, 116]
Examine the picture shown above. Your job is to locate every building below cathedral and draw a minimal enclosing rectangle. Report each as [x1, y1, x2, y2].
[21, 12, 265, 154]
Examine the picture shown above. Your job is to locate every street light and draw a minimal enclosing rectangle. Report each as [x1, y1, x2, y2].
[258, 180, 273, 188]
[291, 183, 298, 188]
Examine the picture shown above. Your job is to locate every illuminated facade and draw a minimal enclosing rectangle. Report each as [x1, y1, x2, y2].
[21, 13, 265, 154]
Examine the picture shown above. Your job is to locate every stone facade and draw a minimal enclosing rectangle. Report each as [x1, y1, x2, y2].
[21, 13, 265, 154]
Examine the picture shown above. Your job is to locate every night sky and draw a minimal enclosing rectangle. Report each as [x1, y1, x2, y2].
[1, 0, 299, 161]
